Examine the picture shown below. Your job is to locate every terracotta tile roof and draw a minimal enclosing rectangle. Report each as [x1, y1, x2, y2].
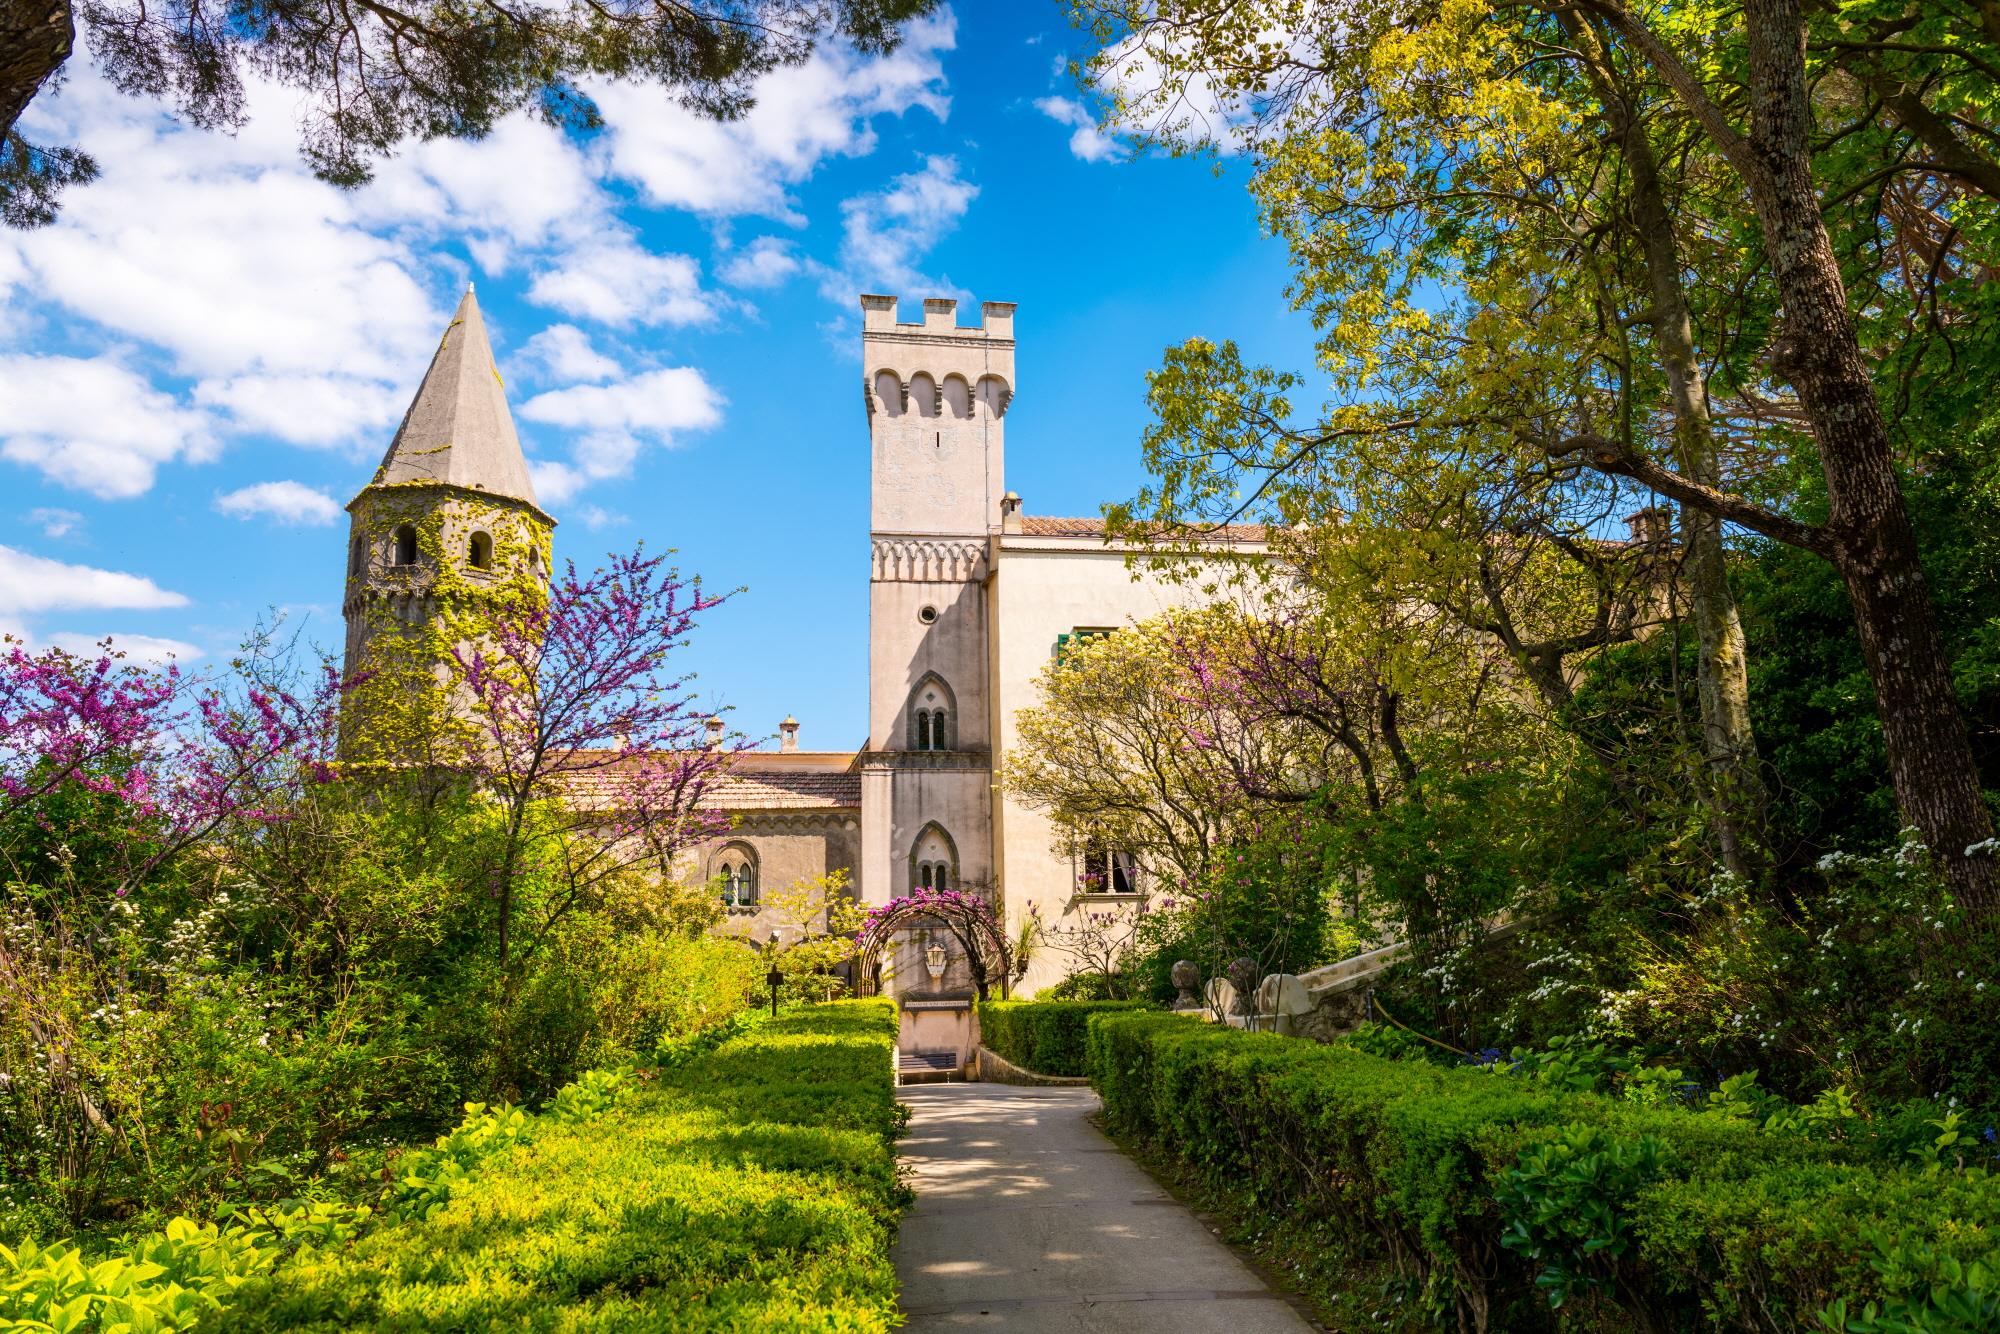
[556, 751, 861, 813]
[1017, 515, 1268, 542]
[707, 767, 861, 811]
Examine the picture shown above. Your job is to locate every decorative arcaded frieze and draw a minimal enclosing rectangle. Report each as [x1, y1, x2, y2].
[871, 537, 987, 583]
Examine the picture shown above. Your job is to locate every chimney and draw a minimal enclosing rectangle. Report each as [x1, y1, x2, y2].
[705, 717, 725, 749]
[1000, 491, 1023, 534]
[1625, 506, 1672, 546]
[779, 716, 800, 753]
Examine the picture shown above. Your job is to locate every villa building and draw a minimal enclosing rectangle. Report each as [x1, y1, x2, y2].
[341, 288, 1263, 1053]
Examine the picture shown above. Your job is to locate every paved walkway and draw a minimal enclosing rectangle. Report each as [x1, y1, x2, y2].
[894, 1084, 1316, 1331]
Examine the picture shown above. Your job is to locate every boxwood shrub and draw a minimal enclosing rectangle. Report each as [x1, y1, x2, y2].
[1087, 1011, 2000, 1333]
[225, 1000, 904, 1332]
[977, 999, 1152, 1076]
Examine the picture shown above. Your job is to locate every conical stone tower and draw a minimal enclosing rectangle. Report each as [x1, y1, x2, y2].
[340, 287, 556, 759]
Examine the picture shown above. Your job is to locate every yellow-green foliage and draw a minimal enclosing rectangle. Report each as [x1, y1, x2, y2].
[0, 1206, 369, 1334]
[0, 1070, 635, 1333]
[224, 1001, 904, 1332]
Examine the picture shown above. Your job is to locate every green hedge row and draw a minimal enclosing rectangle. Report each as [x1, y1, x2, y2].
[976, 999, 1152, 1076]
[1086, 1011, 2000, 1333]
[225, 1000, 905, 1331]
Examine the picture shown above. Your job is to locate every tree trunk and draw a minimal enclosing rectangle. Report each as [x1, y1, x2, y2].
[1567, 10, 1770, 876]
[2, 0, 72, 139]
[1740, 0, 1997, 909]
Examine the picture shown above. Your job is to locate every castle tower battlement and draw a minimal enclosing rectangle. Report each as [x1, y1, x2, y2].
[859, 294, 1012, 918]
[862, 294, 1014, 538]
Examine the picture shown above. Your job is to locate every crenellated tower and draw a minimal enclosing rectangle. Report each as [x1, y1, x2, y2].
[859, 295, 1014, 920]
[340, 287, 555, 758]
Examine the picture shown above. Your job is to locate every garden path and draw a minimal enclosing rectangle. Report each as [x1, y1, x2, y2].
[894, 1084, 1317, 1331]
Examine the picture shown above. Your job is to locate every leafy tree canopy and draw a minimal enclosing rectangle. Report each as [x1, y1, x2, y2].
[1, 0, 939, 226]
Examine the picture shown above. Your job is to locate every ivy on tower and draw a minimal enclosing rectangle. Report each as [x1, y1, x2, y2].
[339, 286, 556, 763]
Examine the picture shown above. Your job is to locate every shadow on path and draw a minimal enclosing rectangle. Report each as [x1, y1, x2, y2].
[894, 1084, 1316, 1331]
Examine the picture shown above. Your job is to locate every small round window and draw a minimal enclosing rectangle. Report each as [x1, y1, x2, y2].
[918, 605, 939, 625]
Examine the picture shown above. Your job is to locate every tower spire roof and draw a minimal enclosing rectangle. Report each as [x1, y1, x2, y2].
[362, 287, 543, 512]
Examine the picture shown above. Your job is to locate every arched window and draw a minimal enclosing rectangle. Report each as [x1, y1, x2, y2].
[909, 822, 957, 893]
[468, 531, 493, 570]
[349, 535, 365, 575]
[906, 674, 955, 752]
[714, 843, 758, 910]
[393, 524, 418, 567]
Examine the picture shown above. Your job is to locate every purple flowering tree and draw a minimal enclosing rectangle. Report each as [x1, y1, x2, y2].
[855, 884, 1015, 1001]
[446, 547, 738, 966]
[0, 635, 342, 896]
[1162, 607, 1419, 814]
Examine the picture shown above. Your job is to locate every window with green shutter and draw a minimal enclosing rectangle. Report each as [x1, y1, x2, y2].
[1053, 626, 1116, 665]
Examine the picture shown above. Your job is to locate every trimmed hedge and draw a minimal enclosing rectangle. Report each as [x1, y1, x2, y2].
[225, 1001, 904, 1331]
[977, 999, 1152, 1077]
[1087, 1011, 2000, 1333]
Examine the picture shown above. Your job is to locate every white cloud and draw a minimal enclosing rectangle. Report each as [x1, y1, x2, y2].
[215, 480, 343, 526]
[1088, 27, 1259, 154]
[0, 354, 216, 498]
[1034, 95, 1117, 163]
[593, 12, 955, 219]
[571, 504, 627, 530]
[194, 373, 403, 449]
[28, 508, 83, 539]
[522, 324, 619, 383]
[521, 367, 724, 494]
[359, 114, 604, 265]
[47, 631, 203, 663]
[720, 236, 803, 290]
[6, 70, 441, 385]
[521, 367, 723, 439]
[528, 460, 588, 507]
[835, 155, 978, 295]
[0, 545, 189, 614]
[527, 234, 711, 327]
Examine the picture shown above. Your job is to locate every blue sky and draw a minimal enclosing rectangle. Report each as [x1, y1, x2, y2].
[0, 5, 1318, 747]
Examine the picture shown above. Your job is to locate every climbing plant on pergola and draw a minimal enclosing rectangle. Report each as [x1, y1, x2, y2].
[856, 886, 1014, 1001]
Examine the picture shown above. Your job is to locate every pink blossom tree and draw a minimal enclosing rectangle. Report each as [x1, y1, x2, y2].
[0, 635, 342, 896]
[446, 546, 739, 966]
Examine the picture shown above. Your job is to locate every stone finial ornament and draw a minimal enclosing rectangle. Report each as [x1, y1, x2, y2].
[1170, 959, 1201, 1010]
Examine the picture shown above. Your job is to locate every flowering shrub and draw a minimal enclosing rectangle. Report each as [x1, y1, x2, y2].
[1594, 834, 2000, 1109]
